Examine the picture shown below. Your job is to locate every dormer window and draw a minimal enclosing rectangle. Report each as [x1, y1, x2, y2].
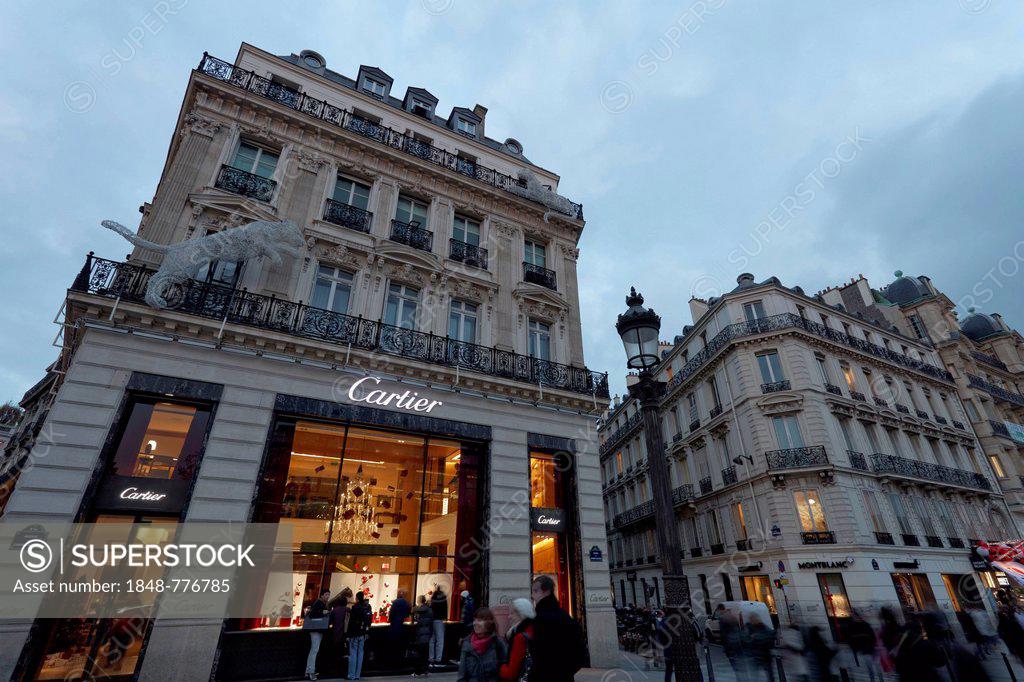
[456, 118, 477, 137]
[411, 99, 432, 118]
[362, 77, 387, 99]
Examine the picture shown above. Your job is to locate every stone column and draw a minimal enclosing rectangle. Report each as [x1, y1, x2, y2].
[137, 113, 225, 265]
[491, 221, 520, 352]
[372, 179, 399, 239]
[560, 243, 585, 366]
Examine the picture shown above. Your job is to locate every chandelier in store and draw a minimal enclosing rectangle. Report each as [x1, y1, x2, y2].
[326, 465, 377, 543]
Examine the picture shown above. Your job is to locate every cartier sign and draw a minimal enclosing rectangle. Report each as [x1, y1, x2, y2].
[347, 376, 443, 414]
[530, 508, 567, 533]
[94, 476, 189, 514]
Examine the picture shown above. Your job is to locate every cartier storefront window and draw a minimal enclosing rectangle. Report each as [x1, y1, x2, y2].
[242, 419, 482, 630]
[529, 451, 575, 614]
[30, 396, 213, 682]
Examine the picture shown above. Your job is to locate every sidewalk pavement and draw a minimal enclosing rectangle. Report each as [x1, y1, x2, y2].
[311, 642, 1024, 682]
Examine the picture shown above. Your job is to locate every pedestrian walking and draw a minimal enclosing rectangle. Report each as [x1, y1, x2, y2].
[303, 588, 331, 681]
[460, 590, 476, 639]
[430, 585, 449, 666]
[528, 575, 585, 682]
[717, 605, 747, 682]
[893, 614, 946, 682]
[412, 594, 434, 677]
[346, 591, 372, 680]
[803, 625, 836, 682]
[746, 613, 775, 682]
[778, 623, 807, 682]
[499, 598, 535, 682]
[846, 610, 880, 682]
[456, 607, 508, 682]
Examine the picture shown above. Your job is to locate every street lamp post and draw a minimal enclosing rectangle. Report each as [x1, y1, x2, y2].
[616, 288, 703, 682]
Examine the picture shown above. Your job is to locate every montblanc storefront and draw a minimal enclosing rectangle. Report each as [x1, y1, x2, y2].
[4, 325, 617, 681]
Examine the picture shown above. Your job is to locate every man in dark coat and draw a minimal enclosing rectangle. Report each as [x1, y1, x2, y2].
[388, 590, 412, 670]
[430, 585, 449, 665]
[529, 575, 585, 682]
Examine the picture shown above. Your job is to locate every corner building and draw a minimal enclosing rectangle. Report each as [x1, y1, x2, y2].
[601, 273, 1019, 638]
[0, 44, 616, 681]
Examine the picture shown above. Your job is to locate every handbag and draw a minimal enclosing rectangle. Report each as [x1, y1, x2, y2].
[303, 616, 329, 631]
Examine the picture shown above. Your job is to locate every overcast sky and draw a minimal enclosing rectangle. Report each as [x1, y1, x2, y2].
[2, 1, 1023, 402]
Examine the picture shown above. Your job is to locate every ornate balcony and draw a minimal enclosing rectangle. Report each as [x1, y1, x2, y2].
[662, 313, 954, 405]
[801, 530, 836, 545]
[948, 537, 965, 549]
[214, 165, 276, 202]
[70, 255, 609, 399]
[968, 374, 1024, 408]
[709, 404, 723, 419]
[825, 383, 843, 396]
[613, 500, 654, 529]
[869, 453, 992, 491]
[875, 531, 895, 545]
[916, 409, 929, 419]
[721, 466, 737, 485]
[689, 418, 701, 432]
[972, 350, 1007, 371]
[323, 199, 372, 233]
[895, 404, 910, 414]
[952, 420, 966, 431]
[990, 420, 1016, 441]
[699, 476, 713, 495]
[847, 451, 867, 470]
[736, 539, 753, 551]
[935, 416, 948, 425]
[765, 446, 828, 470]
[671, 484, 695, 506]
[925, 535, 944, 548]
[849, 390, 866, 402]
[761, 380, 791, 394]
[599, 412, 643, 455]
[523, 262, 557, 290]
[390, 219, 433, 252]
[449, 239, 488, 269]
[689, 547, 703, 558]
[873, 397, 888, 408]
[197, 54, 584, 219]
[710, 543, 725, 555]
[902, 533, 920, 546]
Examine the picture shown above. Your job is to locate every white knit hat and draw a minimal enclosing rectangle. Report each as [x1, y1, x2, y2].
[511, 597, 536, 620]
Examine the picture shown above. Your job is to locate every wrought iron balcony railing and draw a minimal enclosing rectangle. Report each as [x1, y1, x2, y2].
[801, 530, 836, 545]
[709, 404, 723, 419]
[215, 165, 276, 202]
[322, 199, 372, 233]
[875, 531, 895, 545]
[600, 411, 643, 455]
[689, 418, 701, 432]
[710, 543, 725, 555]
[523, 262, 557, 290]
[721, 466, 737, 485]
[990, 420, 1014, 440]
[948, 537, 966, 549]
[850, 390, 866, 402]
[902, 533, 920, 546]
[825, 383, 843, 396]
[671, 483, 695, 506]
[70, 255, 609, 399]
[968, 374, 1024, 408]
[390, 220, 433, 252]
[868, 453, 991, 491]
[197, 54, 584, 220]
[972, 350, 1008, 371]
[895, 404, 910, 414]
[761, 380, 791, 394]
[448, 239, 488, 269]
[847, 450, 867, 470]
[699, 476, 713, 495]
[689, 547, 703, 558]
[662, 313, 953, 404]
[925, 535, 944, 548]
[935, 415, 948, 425]
[916, 409, 929, 419]
[952, 420, 966, 431]
[765, 446, 828, 470]
[873, 397, 888, 408]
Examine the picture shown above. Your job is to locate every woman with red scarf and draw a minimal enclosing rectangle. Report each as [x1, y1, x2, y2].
[499, 598, 535, 682]
[456, 607, 508, 682]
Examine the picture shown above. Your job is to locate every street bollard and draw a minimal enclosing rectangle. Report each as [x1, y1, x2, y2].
[1004, 652, 1018, 682]
[704, 645, 715, 682]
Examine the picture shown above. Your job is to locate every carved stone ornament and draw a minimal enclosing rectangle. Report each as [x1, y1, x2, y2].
[182, 112, 223, 138]
[101, 218, 305, 308]
[492, 221, 521, 239]
[293, 148, 328, 173]
[560, 243, 580, 262]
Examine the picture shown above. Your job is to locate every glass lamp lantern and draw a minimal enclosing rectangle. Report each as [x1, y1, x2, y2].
[615, 287, 662, 370]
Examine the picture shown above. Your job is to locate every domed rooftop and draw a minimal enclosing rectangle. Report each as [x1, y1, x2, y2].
[960, 308, 1004, 341]
[882, 270, 931, 305]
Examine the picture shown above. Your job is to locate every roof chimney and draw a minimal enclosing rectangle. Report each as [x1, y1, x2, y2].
[472, 104, 488, 121]
[736, 273, 755, 286]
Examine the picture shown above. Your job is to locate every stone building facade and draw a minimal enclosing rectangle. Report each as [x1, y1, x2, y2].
[0, 44, 615, 681]
[600, 272, 1019, 638]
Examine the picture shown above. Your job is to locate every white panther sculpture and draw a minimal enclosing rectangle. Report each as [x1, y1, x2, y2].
[509, 169, 579, 219]
[101, 218, 306, 309]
